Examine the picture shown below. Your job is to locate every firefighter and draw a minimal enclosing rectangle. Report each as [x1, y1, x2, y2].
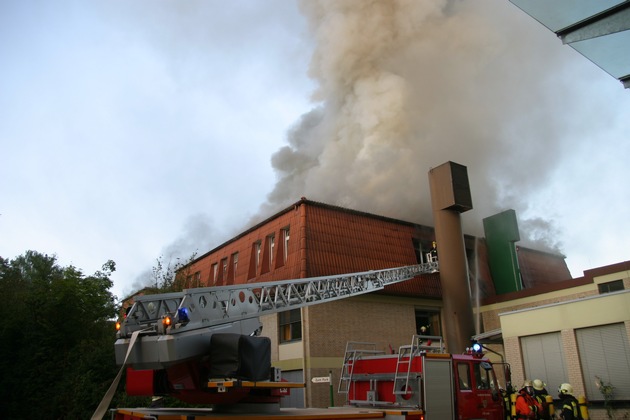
[429, 241, 438, 262]
[532, 379, 551, 420]
[558, 383, 582, 419]
[514, 380, 543, 419]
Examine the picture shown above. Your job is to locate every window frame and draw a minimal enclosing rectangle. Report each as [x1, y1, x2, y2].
[283, 227, 290, 263]
[279, 308, 302, 343]
[598, 280, 624, 294]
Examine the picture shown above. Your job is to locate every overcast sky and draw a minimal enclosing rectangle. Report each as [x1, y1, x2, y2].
[1, 0, 629, 301]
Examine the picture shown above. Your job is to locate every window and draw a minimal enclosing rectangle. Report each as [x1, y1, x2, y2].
[457, 362, 471, 390]
[226, 252, 238, 285]
[217, 258, 227, 286]
[248, 242, 262, 280]
[415, 309, 441, 336]
[473, 362, 491, 390]
[255, 242, 261, 272]
[193, 271, 201, 287]
[279, 309, 302, 343]
[269, 234, 275, 267]
[412, 238, 422, 264]
[576, 323, 630, 401]
[521, 332, 568, 398]
[283, 228, 290, 263]
[211, 263, 218, 284]
[598, 280, 624, 294]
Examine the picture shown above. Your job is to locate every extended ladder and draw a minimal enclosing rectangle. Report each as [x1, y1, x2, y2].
[116, 262, 439, 368]
[118, 262, 439, 337]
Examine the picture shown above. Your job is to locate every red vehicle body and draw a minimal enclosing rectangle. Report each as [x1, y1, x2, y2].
[340, 337, 507, 420]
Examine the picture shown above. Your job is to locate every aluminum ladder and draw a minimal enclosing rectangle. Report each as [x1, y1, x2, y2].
[393, 334, 445, 395]
[338, 341, 385, 396]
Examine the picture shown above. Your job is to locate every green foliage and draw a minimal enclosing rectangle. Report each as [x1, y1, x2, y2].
[0, 251, 119, 419]
[596, 375, 616, 419]
[151, 252, 198, 292]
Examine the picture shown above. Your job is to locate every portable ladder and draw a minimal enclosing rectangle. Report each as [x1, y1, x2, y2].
[338, 341, 385, 396]
[393, 335, 445, 395]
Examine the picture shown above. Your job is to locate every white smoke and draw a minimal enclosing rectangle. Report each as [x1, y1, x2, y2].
[258, 0, 587, 252]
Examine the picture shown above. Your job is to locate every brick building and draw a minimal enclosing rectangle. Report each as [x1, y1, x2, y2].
[181, 197, 571, 408]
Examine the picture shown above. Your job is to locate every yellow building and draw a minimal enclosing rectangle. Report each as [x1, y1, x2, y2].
[479, 261, 630, 420]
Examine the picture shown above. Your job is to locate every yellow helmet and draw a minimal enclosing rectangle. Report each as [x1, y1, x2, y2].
[559, 383, 574, 395]
[533, 379, 546, 391]
[522, 380, 533, 388]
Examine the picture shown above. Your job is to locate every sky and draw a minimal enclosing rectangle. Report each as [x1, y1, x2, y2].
[1, 0, 629, 301]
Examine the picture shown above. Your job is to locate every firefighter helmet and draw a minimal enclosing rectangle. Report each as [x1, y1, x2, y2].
[559, 383, 574, 395]
[521, 380, 534, 396]
[533, 379, 546, 391]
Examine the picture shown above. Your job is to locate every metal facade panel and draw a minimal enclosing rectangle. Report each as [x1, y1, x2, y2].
[482, 210, 521, 295]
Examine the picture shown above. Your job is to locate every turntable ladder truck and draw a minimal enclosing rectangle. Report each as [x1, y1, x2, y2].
[108, 260, 509, 420]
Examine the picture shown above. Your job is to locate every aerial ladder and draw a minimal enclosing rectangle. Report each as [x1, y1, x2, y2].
[115, 262, 439, 371]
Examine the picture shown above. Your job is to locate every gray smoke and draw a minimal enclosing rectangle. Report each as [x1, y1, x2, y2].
[256, 0, 585, 253]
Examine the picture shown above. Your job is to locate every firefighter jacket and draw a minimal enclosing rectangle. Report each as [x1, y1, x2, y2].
[533, 390, 551, 420]
[558, 394, 581, 420]
[515, 389, 543, 419]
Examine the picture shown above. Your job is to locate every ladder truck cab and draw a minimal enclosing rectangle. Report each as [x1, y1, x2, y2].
[340, 336, 509, 420]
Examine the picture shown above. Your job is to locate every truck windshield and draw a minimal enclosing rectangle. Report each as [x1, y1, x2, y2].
[474, 363, 491, 390]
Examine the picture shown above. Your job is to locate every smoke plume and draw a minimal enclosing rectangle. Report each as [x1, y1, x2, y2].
[256, 0, 583, 252]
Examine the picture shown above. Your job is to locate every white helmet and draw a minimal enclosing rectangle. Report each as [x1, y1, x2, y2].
[533, 379, 546, 391]
[559, 383, 574, 395]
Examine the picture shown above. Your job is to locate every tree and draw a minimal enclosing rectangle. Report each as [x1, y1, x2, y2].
[0, 251, 119, 419]
[151, 251, 198, 293]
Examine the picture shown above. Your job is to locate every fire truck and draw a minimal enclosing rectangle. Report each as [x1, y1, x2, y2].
[97, 261, 511, 420]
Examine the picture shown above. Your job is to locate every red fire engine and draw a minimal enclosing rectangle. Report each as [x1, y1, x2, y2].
[96, 262, 511, 420]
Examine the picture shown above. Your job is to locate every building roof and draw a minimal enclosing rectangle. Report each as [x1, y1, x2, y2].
[517, 246, 572, 288]
[183, 197, 572, 301]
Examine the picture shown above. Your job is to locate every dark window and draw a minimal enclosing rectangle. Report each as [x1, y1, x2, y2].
[279, 309, 302, 343]
[598, 280, 624, 294]
[412, 238, 422, 263]
[415, 309, 441, 336]
[457, 362, 471, 390]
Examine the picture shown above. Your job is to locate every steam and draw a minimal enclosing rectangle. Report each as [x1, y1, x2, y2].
[258, 0, 579, 252]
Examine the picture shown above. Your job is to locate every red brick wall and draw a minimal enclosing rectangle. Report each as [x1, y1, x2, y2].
[187, 205, 305, 286]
